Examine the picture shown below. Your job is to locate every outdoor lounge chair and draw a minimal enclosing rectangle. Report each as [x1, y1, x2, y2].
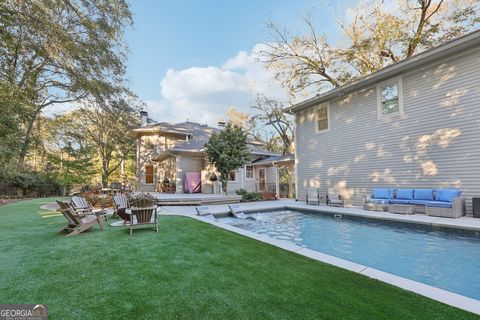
[129, 198, 158, 235]
[306, 187, 320, 205]
[326, 188, 344, 207]
[56, 201, 104, 237]
[195, 206, 217, 220]
[228, 204, 255, 220]
[71, 196, 108, 221]
[195, 206, 211, 216]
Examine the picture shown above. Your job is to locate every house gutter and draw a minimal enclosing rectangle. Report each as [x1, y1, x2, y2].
[285, 29, 480, 114]
[127, 128, 193, 137]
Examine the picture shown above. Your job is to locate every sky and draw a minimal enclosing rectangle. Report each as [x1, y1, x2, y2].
[49, 0, 359, 125]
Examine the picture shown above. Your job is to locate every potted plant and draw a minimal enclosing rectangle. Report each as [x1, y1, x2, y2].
[209, 173, 217, 182]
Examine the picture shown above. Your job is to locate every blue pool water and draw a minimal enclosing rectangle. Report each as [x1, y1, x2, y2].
[221, 210, 480, 300]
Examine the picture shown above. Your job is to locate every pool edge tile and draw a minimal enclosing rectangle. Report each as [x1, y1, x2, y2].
[360, 267, 480, 315]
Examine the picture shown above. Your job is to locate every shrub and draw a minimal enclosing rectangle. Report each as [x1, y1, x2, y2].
[7, 171, 63, 197]
[236, 188, 262, 202]
[81, 191, 113, 208]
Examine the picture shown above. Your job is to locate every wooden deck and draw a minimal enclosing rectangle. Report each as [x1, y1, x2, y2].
[147, 193, 242, 206]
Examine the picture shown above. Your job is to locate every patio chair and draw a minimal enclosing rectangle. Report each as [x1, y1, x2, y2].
[129, 198, 158, 235]
[110, 181, 122, 193]
[326, 188, 344, 207]
[71, 196, 108, 221]
[56, 201, 104, 237]
[306, 187, 320, 205]
[113, 194, 130, 223]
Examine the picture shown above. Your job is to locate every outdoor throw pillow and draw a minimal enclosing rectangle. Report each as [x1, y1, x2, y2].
[413, 189, 434, 201]
[396, 189, 414, 200]
[436, 189, 461, 202]
[372, 188, 391, 199]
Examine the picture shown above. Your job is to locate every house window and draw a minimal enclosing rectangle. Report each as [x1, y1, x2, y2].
[245, 165, 254, 179]
[228, 171, 237, 182]
[316, 104, 329, 132]
[377, 77, 403, 117]
[145, 165, 154, 184]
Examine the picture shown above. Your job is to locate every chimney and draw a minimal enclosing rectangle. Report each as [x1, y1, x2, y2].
[140, 110, 148, 127]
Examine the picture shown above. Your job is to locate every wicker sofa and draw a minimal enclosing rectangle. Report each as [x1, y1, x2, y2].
[364, 188, 465, 218]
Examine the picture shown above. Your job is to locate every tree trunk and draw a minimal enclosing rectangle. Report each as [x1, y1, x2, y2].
[101, 160, 110, 188]
[18, 107, 41, 167]
[221, 174, 228, 196]
[101, 172, 109, 188]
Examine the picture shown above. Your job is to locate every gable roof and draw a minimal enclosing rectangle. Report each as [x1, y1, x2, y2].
[285, 29, 480, 114]
[133, 120, 281, 160]
[128, 121, 216, 137]
[251, 154, 295, 166]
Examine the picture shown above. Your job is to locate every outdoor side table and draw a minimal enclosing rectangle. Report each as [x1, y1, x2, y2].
[473, 197, 480, 218]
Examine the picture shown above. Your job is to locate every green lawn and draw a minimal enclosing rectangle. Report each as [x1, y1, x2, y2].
[0, 199, 476, 319]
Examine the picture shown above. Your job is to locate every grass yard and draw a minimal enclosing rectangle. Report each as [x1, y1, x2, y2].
[0, 198, 477, 319]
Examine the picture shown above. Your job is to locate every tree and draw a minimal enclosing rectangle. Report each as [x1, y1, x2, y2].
[44, 114, 97, 194]
[0, 0, 133, 166]
[0, 82, 27, 170]
[204, 123, 250, 195]
[252, 95, 294, 156]
[71, 94, 141, 187]
[259, 0, 480, 97]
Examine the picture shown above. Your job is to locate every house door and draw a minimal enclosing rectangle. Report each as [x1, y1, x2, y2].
[258, 168, 266, 191]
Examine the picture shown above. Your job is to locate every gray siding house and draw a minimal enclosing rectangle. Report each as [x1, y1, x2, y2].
[287, 30, 480, 214]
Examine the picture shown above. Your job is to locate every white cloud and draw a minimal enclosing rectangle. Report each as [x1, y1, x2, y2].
[146, 44, 288, 126]
[41, 44, 288, 126]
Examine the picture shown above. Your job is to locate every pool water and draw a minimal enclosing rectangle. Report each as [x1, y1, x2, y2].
[221, 210, 480, 300]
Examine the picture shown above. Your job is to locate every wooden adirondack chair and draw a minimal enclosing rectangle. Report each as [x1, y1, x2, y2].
[71, 196, 108, 221]
[56, 201, 104, 237]
[113, 194, 130, 222]
[129, 198, 158, 235]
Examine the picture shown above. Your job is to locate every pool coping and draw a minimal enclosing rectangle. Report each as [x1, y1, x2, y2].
[159, 203, 480, 315]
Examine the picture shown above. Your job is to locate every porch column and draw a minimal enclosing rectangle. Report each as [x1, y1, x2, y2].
[175, 155, 182, 194]
[275, 166, 280, 199]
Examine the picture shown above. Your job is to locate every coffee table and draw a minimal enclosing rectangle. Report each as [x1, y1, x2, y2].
[389, 204, 416, 215]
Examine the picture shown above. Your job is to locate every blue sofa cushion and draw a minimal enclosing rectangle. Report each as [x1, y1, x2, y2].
[414, 189, 434, 201]
[372, 188, 392, 199]
[435, 188, 461, 202]
[367, 198, 389, 204]
[389, 199, 411, 205]
[396, 189, 414, 200]
[409, 199, 431, 206]
[426, 201, 452, 208]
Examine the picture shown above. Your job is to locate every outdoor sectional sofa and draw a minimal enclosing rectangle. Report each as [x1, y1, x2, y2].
[363, 188, 465, 218]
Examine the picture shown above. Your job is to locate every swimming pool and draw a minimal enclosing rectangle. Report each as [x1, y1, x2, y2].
[220, 209, 480, 300]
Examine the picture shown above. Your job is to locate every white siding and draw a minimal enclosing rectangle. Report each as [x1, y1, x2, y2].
[295, 48, 480, 214]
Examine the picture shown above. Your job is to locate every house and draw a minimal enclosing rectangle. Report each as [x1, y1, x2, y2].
[286, 30, 480, 214]
[127, 112, 295, 197]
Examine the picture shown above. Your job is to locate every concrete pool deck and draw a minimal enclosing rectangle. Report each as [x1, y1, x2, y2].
[158, 200, 480, 315]
[159, 199, 480, 232]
